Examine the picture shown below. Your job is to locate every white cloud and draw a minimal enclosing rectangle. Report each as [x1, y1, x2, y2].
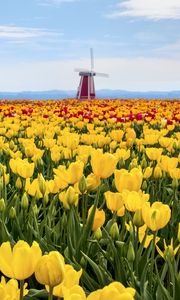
[108, 0, 180, 20]
[0, 57, 180, 91]
[0, 25, 63, 39]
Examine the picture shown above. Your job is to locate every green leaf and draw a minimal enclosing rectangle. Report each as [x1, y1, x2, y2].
[24, 289, 48, 299]
[81, 251, 106, 287]
[143, 281, 154, 300]
[174, 274, 180, 300]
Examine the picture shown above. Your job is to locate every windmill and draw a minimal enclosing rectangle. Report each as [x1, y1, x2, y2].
[75, 48, 108, 100]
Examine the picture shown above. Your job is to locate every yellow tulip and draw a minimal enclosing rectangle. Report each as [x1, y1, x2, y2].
[91, 149, 117, 179]
[76, 145, 92, 164]
[43, 138, 56, 149]
[117, 205, 125, 217]
[125, 128, 136, 141]
[109, 129, 124, 142]
[143, 167, 153, 179]
[53, 165, 69, 189]
[156, 239, 180, 262]
[31, 149, 44, 162]
[145, 148, 163, 161]
[62, 147, 75, 159]
[66, 161, 84, 184]
[153, 165, 162, 178]
[62, 285, 86, 300]
[115, 148, 130, 161]
[144, 134, 159, 145]
[86, 173, 101, 191]
[25, 145, 35, 158]
[159, 137, 173, 149]
[159, 155, 178, 173]
[0, 241, 42, 280]
[46, 179, 60, 194]
[52, 265, 82, 298]
[114, 168, 143, 193]
[35, 251, 65, 288]
[0, 276, 28, 300]
[138, 224, 160, 248]
[122, 190, 149, 212]
[16, 159, 34, 179]
[104, 191, 124, 213]
[87, 281, 136, 300]
[9, 158, 20, 174]
[169, 168, 180, 179]
[87, 206, 105, 232]
[51, 150, 61, 162]
[25, 178, 42, 198]
[142, 202, 171, 231]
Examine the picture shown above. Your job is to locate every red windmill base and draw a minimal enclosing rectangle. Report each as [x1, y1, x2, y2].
[76, 72, 96, 100]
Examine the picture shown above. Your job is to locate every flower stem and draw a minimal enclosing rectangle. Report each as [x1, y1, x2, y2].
[149, 231, 157, 291]
[48, 286, 54, 300]
[19, 280, 24, 300]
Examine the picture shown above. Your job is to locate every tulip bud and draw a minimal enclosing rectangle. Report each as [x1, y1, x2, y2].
[143, 167, 153, 179]
[93, 228, 102, 240]
[0, 165, 4, 177]
[112, 179, 116, 190]
[110, 222, 119, 241]
[43, 193, 49, 205]
[133, 209, 144, 227]
[66, 186, 78, 206]
[153, 165, 162, 179]
[61, 212, 67, 227]
[127, 241, 135, 262]
[100, 183, 109, 194]
[131, 151, 136, 159]
[119, 158, 125, 168]
[164, 246, 175, 263]
[9, 140, 15, 150]
[142, 180, 148, 190]
[172, 178, 178, 189]
[173, 141, 179, 150]
[80, 256, 87, 268]
[21, 192, 29, 209]
[38, 173, 46, 196]
[78, 175, 87, 194]
[9, 207, 16, 219]
[15, 177, 22, 189]
[0, 198, 5, 212]
[141, 156, 147, 169]
[0, 178, 3, 191]
[33, 204, 38, 215]
[178, 223, 180, 242]
[129, 159, 138, 170]
[36, 158, 43, 170]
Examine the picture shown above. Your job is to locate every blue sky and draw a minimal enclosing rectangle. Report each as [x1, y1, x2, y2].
[0, 0, 180, 91]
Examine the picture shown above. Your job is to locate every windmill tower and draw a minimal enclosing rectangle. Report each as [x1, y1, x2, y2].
[75, 48, 108, 100]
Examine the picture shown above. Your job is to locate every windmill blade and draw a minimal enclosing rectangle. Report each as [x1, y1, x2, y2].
[95, 72, 109, 78]
[90, 48, 94, 71]
[74, 68, 90, 73]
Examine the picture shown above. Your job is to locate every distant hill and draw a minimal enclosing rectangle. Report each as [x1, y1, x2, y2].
[0, 89, 180, 100]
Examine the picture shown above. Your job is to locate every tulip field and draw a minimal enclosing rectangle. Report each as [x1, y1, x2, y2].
[0, 98, 179, 300]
